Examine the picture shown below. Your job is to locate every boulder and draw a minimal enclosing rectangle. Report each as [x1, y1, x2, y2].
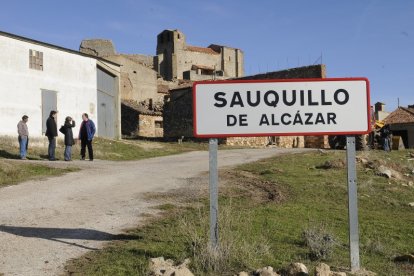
[408, 202, 414, 207]
[255, 266, 280, 276]
[315, 263, 330, 276]
[376, 165, 392, 178]
[286, 262, 309, 275]
[356, 157, 369, 165]
[238, 272, 250, 276]
[317, 160, 345, 169]
[148, 257, 194, 276]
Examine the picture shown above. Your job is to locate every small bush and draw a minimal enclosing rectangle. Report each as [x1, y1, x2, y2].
[363, 237, 385, 255]
[302, 224, 337, 260]
[179, 203, 271, 274]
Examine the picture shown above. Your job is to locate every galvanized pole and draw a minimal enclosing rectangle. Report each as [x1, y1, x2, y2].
[209, 138, 219, 248]
[346, 136, 360, 271]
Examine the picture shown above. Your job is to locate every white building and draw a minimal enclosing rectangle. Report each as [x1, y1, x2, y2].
[0, 31, 121, 139]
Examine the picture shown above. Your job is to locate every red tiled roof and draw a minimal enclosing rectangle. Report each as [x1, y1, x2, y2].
[384, 107, 414, 124]
[186, 45, 219, 55]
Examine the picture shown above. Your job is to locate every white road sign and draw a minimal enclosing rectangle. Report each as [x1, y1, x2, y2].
[193, 78, 370, 138]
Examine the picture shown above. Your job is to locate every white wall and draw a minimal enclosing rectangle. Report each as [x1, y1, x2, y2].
[0, 35, 98, 138]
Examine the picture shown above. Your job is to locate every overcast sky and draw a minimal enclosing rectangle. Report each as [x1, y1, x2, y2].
[1, 0, 413, 111]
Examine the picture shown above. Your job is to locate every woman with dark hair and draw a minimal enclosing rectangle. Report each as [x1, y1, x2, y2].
[59, 116, 76, 161]
[45, 110, 58, 161]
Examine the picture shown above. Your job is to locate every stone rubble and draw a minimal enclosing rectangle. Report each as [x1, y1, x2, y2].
[149, 257, 194, 276]
[149, 258, 379, 276]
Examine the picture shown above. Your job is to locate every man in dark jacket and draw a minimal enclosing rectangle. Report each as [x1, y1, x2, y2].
[79, 113, 96, 161]
[45, 110, 58, 161]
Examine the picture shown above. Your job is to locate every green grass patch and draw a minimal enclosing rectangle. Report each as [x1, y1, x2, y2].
[66, 150, 413, 275]
[0, 160, 79, 186]
[0, 136, 215, 161]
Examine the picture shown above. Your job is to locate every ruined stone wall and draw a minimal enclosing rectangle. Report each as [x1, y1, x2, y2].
[163, 87, 194, 138]
[79, 39, 116, 57]
[237, 64, 328, 148]
[123, 54, 154, 68]
[105, 55, 160, 103]
[238, 64, 326, 80]
[121, 102, 163, 138]
[304, 135, 329, 149]
[138, 114, 163, 138]
[276, 136, 305, 148]
[221, 47, 244, 78]
[225, 136, 305, 148]
[225, 137, 269, 147]
[176, 49, 221, 79]
[163, 65, 327, 147]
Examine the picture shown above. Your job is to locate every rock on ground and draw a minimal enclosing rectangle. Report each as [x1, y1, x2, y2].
[314, 263, 347, 276]
[149, 257, 193, 276]
[255, 266, 280, 276]
[286, 262, 309, 275]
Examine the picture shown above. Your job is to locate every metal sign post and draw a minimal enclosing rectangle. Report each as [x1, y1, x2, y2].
[346, 136, 360, 271]
[193, 78, 370, 270]
[209, 138, 219, 248]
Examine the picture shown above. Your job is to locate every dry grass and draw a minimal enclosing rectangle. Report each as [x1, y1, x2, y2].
[178, 203, 272, 274]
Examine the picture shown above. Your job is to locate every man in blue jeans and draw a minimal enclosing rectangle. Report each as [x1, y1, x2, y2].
[17, 115, 29, 159]
[79, 113, 96, 161]
[45, 110, 58, 161]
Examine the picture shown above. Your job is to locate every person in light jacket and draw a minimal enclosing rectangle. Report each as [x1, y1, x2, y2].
[17, 115, 29, 159]
[78, 113, 96, 161]
[45, 110, 58, 161]
[59, 116, 76, 161]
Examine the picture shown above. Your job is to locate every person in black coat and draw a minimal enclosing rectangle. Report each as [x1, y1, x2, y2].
[45, 110, 58, 160]
[59, 116, 76, 161]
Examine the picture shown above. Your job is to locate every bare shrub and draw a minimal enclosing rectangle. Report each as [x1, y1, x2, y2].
[302, 224, 337, 260]
[179, 203, 271, 274]
[364, 237, 385, 255]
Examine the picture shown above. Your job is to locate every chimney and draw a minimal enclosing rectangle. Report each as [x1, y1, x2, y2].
[375, 102, 385, 112]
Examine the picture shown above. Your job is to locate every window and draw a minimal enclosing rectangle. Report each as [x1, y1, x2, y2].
[155, 120, 163, 128]
[29, 49, 43, 71]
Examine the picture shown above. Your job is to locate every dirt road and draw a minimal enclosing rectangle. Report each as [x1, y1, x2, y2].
[0, 148, 309, 275]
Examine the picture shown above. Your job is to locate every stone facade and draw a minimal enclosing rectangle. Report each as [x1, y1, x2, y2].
[163, 87, 194, 138]
[121, 100, 163, 138]
[156, 30, 243, 81]
[138, 114, 163, 138]
[80, 29, 243, 138]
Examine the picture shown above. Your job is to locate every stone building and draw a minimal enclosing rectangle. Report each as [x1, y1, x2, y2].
[384, 105, 414, 148]
[80, 29, 243, 138]
[164, 64, 329, 148]
[156, 29, 243, 81]
[79, 39, 160, 104]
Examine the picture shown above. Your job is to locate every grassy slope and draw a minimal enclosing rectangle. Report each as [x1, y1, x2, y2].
[65, 150, 414, 276]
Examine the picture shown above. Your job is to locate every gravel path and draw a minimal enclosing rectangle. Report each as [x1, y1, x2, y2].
[0, 148, 310, 275]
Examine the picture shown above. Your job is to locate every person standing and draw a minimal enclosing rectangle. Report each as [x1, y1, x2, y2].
[59, 116, 76, 161]
[380, 124, 391, 152]
[79, 113, 96, 161]
[45, 110, 58, 161]
[17, 115, 29, 160]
